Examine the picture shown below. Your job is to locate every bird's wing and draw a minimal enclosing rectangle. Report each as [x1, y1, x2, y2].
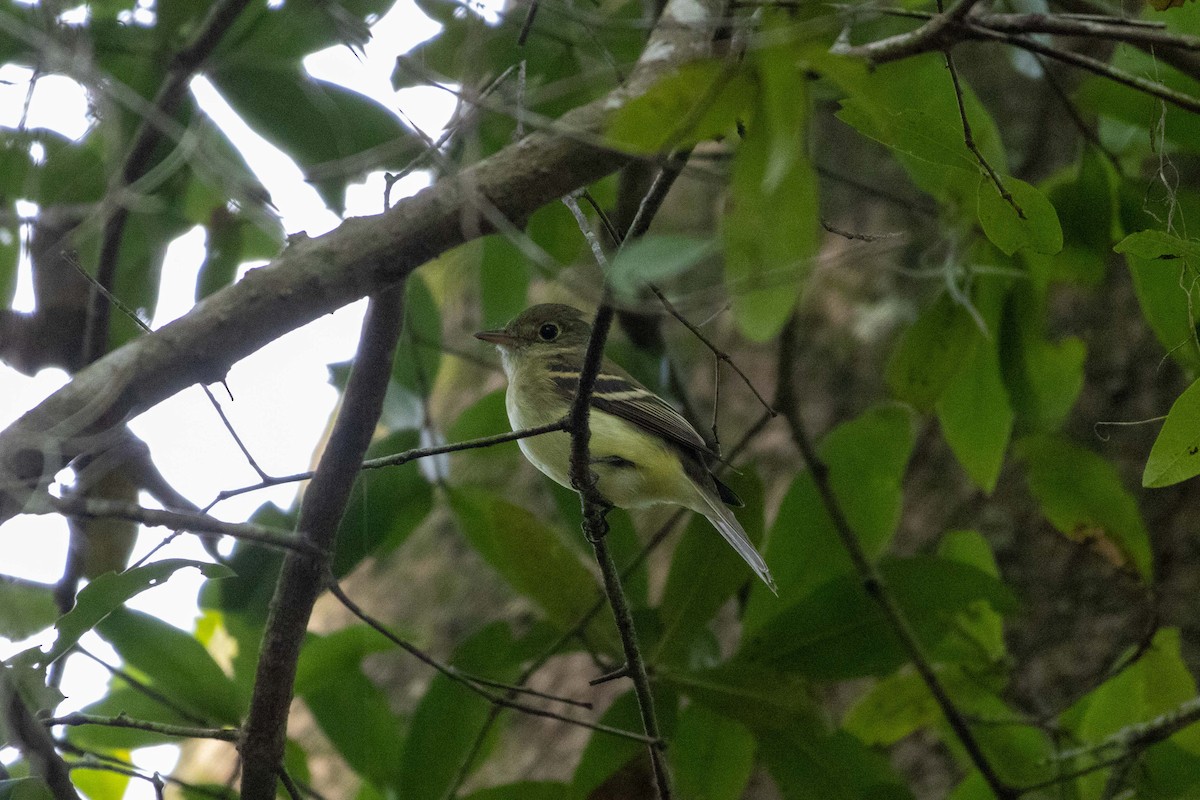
[547, 359, 712, 455]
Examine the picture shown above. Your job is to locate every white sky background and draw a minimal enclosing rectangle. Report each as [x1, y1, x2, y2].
[0, 0, 462, 794]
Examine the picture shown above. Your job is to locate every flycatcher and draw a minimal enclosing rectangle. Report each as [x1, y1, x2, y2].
[476, 303, 776, 593]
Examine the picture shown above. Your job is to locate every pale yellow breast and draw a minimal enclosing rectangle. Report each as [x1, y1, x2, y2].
[504, 360, 696, 510]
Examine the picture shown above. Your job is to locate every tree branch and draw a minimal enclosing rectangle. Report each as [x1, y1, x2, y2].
[238, 284, 408, 800]
[0, 0, 719, 527]
[31, 495, 318, 555]
[2, 673, 81, 800]
[209, 420, 569, 508]
[774, 315, 1018, 800]
[84, 0, 254, 365]
[43, 713, 239, 742]
[326, 579, 658, 744]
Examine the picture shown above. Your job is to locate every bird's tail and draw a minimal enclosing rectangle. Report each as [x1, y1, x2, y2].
[694, 485, 778, 595]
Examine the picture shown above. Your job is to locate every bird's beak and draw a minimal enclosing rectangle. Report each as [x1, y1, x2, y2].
[474, 329, 515, 345]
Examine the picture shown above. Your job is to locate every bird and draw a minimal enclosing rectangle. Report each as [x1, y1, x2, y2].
[475, 303, 776, 593]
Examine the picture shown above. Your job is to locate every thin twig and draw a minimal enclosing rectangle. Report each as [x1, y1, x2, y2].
[819, 219, 902, 242]
[75, 646, 211, 726]
[208, 420, 569, 508]
[648, 285, 776, 416]
[44, 713, 239, 742]
[774, 314, 1018, 800]
[940, 39, 1024, 218]
[327, 580, 664, 744]
[68, 254, 271, 486]
[36, 495, 319, 556]
[966, 25, 1200, 116]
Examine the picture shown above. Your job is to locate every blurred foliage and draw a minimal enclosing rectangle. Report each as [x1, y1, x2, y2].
[6, 0, 1200, 798]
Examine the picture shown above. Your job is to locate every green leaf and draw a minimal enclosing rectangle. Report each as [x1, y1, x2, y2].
[0, 576, 57, 640]
[399, 623, 528, 799]
[481, 237, 532, 329]
[817, 52, 1006, 211]
[762, 723, 914, 800]
[886, 292, 980, 411]
[0, 213, 18, 310]
[659, 661, 817, 733]
[1066, 629, 1200, 797]
[463, 784, 580, 800]
[847, 665, 1054, 787]
[107, 205, 192, 352]
[999, 282, 1085, 431]
[725, 27, 819, 342]
[196, 207, 244, 300]
[843, 667, 939, 746]
[1017, 433, 1153, 579]
[96, 608, 242, 724]
[298, 628, 406, 791]
[74, 760, 131, 800]
[609, 236, 718, 300]
[739, 556, 1017, 679]
[607, 60, 753, 154]
[392, 276, 442, 396]
[1116, 229, 1200, 262]
[448, 389, 509, 443]
[936, 277, 1013, 492]
[935, 531, 1007, 665]
[0, 779, 53, 800]
[572, 687, 677, 795]
[33, 133, 108, 204]
[549, 484, 650, 609]
[448, 487, 613, 647]
[671, 704, 756, 800]
[210, 65, 418, 210]
[199, 503, 293, 624]
[334, 430, 433, 576]
[1037, 146, 1118, 288]
[295, 626, 394, 693]
[1136, 741, 1200, 799]
[217, 1, 391, 65]
[977, 175, 1063, 256]
[655, 470, 764, 665]
[18, 559, 231, 669]
[744, 404, 917, 634]
[1117, 228, 1200, 370]
[1145, 377, 1200, 487]
[1077, 43, 1200, 155]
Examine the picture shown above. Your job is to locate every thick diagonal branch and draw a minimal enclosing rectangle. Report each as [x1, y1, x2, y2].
[237, 284, 407, 800]
[0, 0, 715, 526]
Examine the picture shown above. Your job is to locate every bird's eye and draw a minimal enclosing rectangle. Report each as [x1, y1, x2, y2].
[538, 323, 560, 341]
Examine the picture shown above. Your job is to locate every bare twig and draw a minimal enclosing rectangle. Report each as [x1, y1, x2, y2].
[774, 315, 1018, 800]
[44, 713, 239, 742]
[34, 495, 318, 555]
[941, 42, 1024, 218]
[208, 420, 569, 508]
[327, 580, 667, 744]
[648, 285, 776, 416]
[967, 25, 1200, 116]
